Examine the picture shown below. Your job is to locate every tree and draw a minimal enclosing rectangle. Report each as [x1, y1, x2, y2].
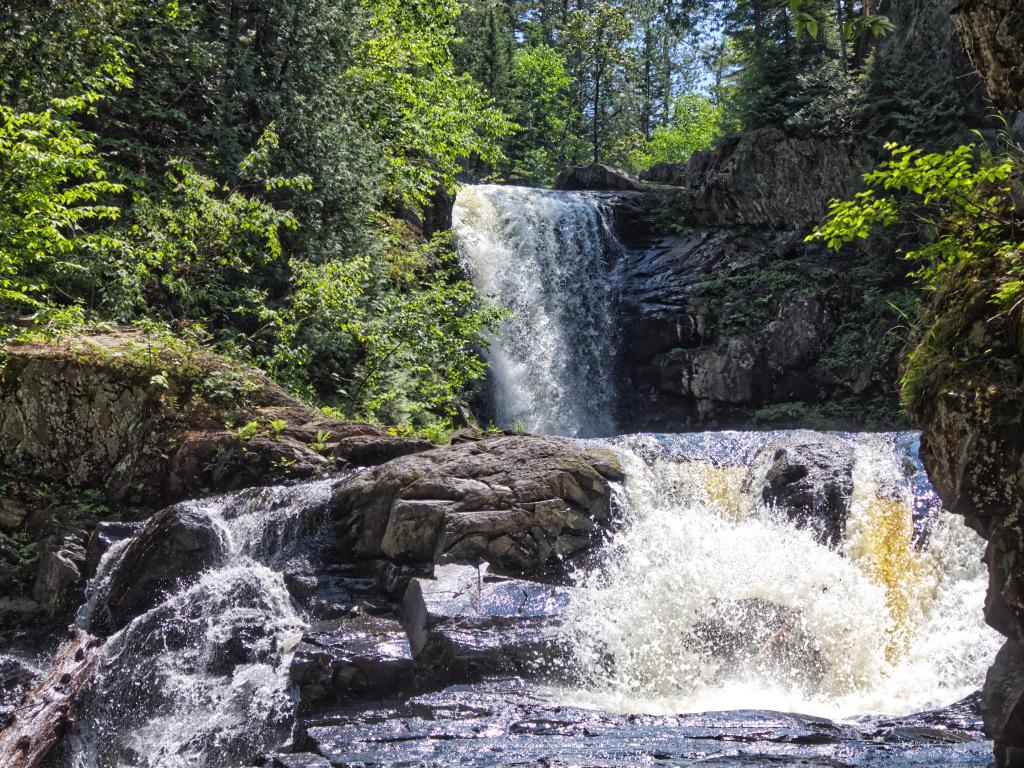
[622, 92, 723, 172]
[504, 45, 576, 184]
[0, 62, 129, 320]
[563, 2, 635, 162]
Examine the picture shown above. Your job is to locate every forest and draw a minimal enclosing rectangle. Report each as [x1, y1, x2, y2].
[1, 0, 993, 438]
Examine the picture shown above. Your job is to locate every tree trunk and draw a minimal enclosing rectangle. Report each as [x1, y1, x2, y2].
[0, 631, 103, 768]
[836, 0, 848, 73]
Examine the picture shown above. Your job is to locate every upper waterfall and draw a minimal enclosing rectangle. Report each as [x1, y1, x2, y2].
[453, 185, 623, 438]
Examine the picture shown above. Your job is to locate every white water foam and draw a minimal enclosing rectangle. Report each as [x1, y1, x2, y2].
[453, 184, 622, 438]
[563, 433, 999, 720]
[66, 481, 333, 768]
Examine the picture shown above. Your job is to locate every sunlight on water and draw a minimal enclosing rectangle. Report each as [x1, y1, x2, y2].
[563, 432, 1000, 721]
[65, 482, 332, 768]
[453, 185, 622, 438]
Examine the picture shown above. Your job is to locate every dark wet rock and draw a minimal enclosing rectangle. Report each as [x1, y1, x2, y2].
[690, 598, 826, 693]
[31, 528, 89, 615]
[984, 641, 1024, 750]
[554, 163, 641, 192]
[400, 564, 570, 681]
[284, 560, 395, 622]
[270, 754, 332, 768]
[742, 433, 856, 548]
[0, 654, 38, 728]
[683, 127, 868, 231]
[331, 435, 622, 578]
[296, 679, 987, 767]
[953, 0, 1024, 111]
[87, 505, 226, 634]
[84, 520, 141, 579]
[289, 614, 414, 710]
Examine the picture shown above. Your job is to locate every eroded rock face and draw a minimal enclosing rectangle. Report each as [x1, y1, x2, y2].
[330, 436, 623, 578]
[743, 433, 857, 548]
[554, 163, 641, 192]
[613, 220, 909, 431]
[953, 0, 1024, 111]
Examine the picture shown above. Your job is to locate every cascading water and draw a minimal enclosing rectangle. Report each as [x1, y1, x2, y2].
[452, 183, 1001, 726]
[562, 432, 1000, 720]
[453, 185, 622, 438]
[62, 481, 333, 768]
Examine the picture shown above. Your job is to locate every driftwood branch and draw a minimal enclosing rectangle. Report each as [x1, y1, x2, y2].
[0, 631, 103, 768]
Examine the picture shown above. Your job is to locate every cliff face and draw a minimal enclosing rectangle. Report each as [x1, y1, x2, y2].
[906, 4, 1024, 767]
[952, 0, 1024, 112]
[613, 128, 909, 432]
[606, 0, 992, 433]
[909, 278, 1024, 767]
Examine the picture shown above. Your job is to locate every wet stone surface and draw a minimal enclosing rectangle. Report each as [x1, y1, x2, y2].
[293, 680, 992, 768]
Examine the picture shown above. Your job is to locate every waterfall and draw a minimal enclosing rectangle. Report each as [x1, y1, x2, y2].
[63, 481, 333, 768]
[453, 185, 623, 438]
[564, 432, 1000, 720]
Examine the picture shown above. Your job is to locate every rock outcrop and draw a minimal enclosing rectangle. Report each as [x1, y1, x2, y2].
[330, 435, 622, 578]
[682, 127, 869, 231]
[0, 332, 429, 614]
[953, 0, 1024, 111]
[554, 163, 641, 192]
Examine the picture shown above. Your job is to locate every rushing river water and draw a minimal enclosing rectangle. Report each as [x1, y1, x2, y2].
[451, 184, 1002, 764]
[34, 185, 1001, 767]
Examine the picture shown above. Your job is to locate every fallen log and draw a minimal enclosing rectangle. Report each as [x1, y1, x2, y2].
[0, 631, 103, 768]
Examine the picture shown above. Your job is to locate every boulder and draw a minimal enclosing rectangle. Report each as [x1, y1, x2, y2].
[330, 435, 623, 578]
[86, 505, 226, 634]
[953, 0, 1024, 111]
[289, 614, 414, 710]
[984, 640, 1024, 753]
[742, 433, 856, 548]
[640, 163, 687, 186]
[400, 563, 571, 681]
[554, 163, 642, 192]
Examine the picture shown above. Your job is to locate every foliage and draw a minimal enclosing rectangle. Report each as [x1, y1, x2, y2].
[0, 63, 129, 319]
[810, 140, 1024, 412]
[347, 0, 513, 207]
[503, 45, 575, 185]
[0, 0, 516, 433]
[620, 93, 723, 172]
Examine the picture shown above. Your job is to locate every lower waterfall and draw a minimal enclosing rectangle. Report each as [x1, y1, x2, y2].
[453, 184, 622, 438]
[450, 183, 1001, 726]
[62, 482, 332, 768]
[564, 432, 999, 720]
